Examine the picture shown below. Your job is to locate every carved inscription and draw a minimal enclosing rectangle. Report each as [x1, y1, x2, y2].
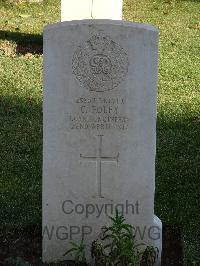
[68, 97, 129, 131]
[80, 135, 119, 198]
[72, 33, 129, 92]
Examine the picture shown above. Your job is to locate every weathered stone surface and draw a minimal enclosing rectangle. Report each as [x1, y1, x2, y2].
[43, 20, 161, 263]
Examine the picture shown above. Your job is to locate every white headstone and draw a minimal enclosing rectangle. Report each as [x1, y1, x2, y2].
[61, 0, 123, 21]
[43, 20, 162, 264]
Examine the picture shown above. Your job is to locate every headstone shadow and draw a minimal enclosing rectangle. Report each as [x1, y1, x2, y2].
[0, 30, 43, 55]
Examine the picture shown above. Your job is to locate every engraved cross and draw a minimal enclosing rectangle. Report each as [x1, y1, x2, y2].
[80, 135, 119, 198]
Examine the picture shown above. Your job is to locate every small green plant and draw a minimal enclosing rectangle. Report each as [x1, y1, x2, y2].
[63, 239, 88, 265]
[64, 212, 158, 266]
[91, 211, 144, 266]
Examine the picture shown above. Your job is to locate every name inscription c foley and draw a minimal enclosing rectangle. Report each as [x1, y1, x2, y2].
[72, 33, 129, 92]
[68, 97, 129, 131]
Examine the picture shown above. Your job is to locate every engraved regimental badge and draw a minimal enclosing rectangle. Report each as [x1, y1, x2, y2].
[72, 33, 129, 92]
